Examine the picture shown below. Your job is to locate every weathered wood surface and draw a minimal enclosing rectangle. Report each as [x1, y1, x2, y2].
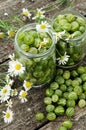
[0, 0, 86, 130]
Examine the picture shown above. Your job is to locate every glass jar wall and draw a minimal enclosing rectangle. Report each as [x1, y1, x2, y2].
[14, 23, 56, 88]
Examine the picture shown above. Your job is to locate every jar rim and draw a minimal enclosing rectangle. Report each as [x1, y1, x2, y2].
[14, 23, 55, 58]
[52, 8, 86, 42]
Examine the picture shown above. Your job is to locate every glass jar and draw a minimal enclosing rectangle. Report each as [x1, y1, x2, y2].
[14, 23, 56, 88]
[52, 9, 86, 68]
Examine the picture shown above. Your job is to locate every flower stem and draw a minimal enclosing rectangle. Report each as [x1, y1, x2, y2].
[56, 49, 62, 57]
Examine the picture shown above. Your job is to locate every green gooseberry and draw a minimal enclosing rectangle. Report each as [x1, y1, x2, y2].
[62, 23, 71, 31]
[54, 106, 65, 115]
[72, 31, 82, 38]
[63, 92, 69, 99]
[61, 31, 70, 39]
[46, 112, 56, 121]
[45, 88, 54, 97]
[71, 70, 78, 78]
[81, 74, 86, 82]
[66, 107, 75, 117]
[21, 44, 29, 52]
[53, 22, 62, 32]
[56, 14, 65, 21]
[67, 86, 73, 92]
[68, 91, 78, 100]
[66, 99, 75, 107]
[35, 112, 45, 121]
[71, 21, 79, 32]
[79, 26, 85, 33]
[39, 32, 48, 38]
[60, 84, 67, 92]
[58, 98, 66, 106]
[55, 76, 64, 85]
[52, 94, 59, 103]
[58, 126, 67, 130]
[74, 86, 82, 96]
[63, 70, 70, 80]
[62, 120, 73, 129]
[46, 104, 55, 112]
[72, 53, 80, 62]
[18, 32, 25, 41]
[34, 38, 42, 48]
[75, 77, 82, 84]
[66, 13, 75, 22]
[83, 82, 86, 91]
[57, 41, 67, 55]
[79, 93, 86, 100]
[59, 19, 68, 26]
[76, 16, 86, 26]
[77, 66, 85, 74]
[29, 47, 38, 54]
[65, 79, 72, 86]
[29, 30, 38, 38]
[72, 80, 80, 87]
[55, 89, 63, 97]
[78, 99, 86, 108]
[44, 97, 52, 105]
[57, 69, 63, 76]
[24, 33, 34, 45]
[50, 82, 59, 90]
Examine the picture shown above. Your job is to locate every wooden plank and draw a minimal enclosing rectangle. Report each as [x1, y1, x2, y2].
[0, 1, 86, 130]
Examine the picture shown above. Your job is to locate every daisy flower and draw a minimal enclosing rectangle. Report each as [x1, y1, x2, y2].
[38, 38, 48, 50]
[0, 32, 4, 39]
[57, 52, 70, 65]
[33, 8, 45, 20]
[11, 89, 18, 97]
[22, 8, 31, 19]
[6, 99, 12, 108]
[23, 80, 32, 91]
[53, 30, 66, 41]
[7, 30, 15, 37]
[36, 21, 51, 32]
[3, 108, 13, 123]
[8, 60, 25, 77]
[19, 90, 27, 103]
[0, 85, 11, 102]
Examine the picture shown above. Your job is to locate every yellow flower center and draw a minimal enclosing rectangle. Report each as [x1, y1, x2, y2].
[25, 82, 31, 88]
[23, 11, 28, 17]
[38, 11, 42, 16]
[22, 91, 27, 98]
[6, 112, 10, 118]
[40, 24, 46, 29]
[0, 33, 4, 39]
[8, 31, 15, 37]
[40, 42, 46, 47]
[15, 64, 21, 70]
[61, 56, 64, 60]
[3, 89, 7, 94]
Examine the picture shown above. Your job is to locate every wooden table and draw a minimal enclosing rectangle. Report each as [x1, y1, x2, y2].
[0, 0, 86, 130]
